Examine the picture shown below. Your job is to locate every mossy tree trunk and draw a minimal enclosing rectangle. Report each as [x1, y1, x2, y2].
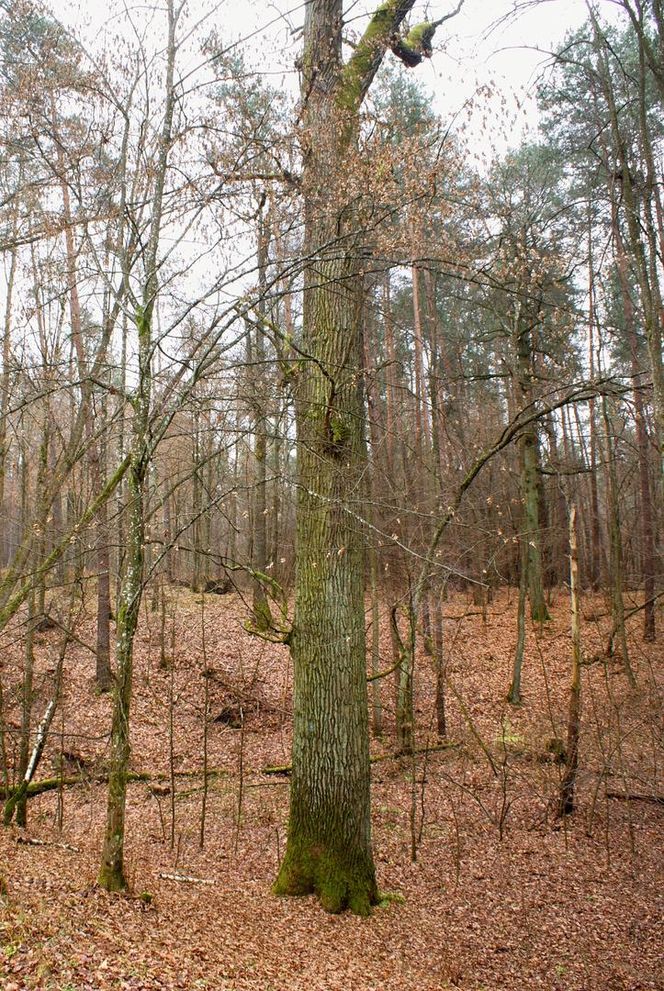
[274, 0, 443, 915]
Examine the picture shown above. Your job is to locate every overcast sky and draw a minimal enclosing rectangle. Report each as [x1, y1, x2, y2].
[48, 0, 623, 162]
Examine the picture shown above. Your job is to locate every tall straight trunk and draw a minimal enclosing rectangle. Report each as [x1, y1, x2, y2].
[98, 451, 146, 889]
[558, 504, 582, 817]
[95, 441, 112, 691]
[191, 404, 203, 590]
[391, 603, 414, 756]
[383, 271, 397, 481]
[363, 299, 383, 738]
[53, 96, 113, 689]
[411, 265, 430, 456]
[369, 547, 383, 738]
[15, 586, 36, 828]
[275, 0, 439, 915]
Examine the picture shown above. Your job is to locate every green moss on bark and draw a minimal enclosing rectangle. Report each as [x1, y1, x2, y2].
[274, 839, 378, 916]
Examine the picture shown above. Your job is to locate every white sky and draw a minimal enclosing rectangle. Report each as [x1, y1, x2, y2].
[51, 0, 624, 162]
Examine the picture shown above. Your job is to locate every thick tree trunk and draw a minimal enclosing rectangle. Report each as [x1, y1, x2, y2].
[275, 0, 448, 915]
[273, 218, 377, 912]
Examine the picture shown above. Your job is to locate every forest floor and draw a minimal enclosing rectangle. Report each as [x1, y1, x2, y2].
[0, 585, 662, 991]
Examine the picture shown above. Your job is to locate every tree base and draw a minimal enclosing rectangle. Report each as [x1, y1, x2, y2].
[98, 866, 128, 893]
[273, 841, 378, 916]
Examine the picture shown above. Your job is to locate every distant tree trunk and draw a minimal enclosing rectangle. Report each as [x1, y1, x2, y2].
[601, 398, 637, 688]
[14, 586, 36, 828]
[369, 547, 383, 738]
[508, 533, 528, 705]
[250, 212, 272, 630]
[363, 304, 383, 738]
[191, 403, 203, 591]
[558, 504, 582, 817]
[0, 201, 19, 568]
[431, 595, 446, 737]
[411, 264, 430, 455]
[513, 298, 549, 622]
[391, 600, 415, 756]
[590, 11, 664, 481]
[587, 216, 604, 591]
[383, 272, 397, 481]
[95, 438, 112, 692]
[613, 215, 656, 641]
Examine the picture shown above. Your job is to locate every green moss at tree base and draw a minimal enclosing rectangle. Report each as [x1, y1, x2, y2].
[530, 603, 551, 623]
[273, 840, 378, 916]
[98, 865, 128, 893]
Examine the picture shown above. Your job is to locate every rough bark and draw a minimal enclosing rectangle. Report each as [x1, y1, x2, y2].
[276, 0, 442, 915]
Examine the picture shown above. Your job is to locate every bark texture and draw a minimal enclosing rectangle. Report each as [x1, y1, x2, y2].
[275, 0, 434, 914]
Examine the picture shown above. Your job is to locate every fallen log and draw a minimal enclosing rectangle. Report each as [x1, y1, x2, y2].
[0, 766, 230, 802]
[158, 872, 214, 885]
[606, 791, 664, 806]
[16, 836, 79, 852]
[261, 741, 459, 777]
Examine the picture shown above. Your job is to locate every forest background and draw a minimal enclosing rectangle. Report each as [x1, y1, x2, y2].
[0, 0, 661, 989]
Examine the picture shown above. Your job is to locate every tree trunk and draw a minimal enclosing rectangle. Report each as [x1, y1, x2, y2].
[558, 504, 582, 817]
[250, 213, 273, 630]
[98, 456, 146, 890]
[508, 533, 528, 705]
[274, 0, 452, 916]
[602, 398, 637, 688]
[513, 299, 549, 622]
[99, 0, 177, 891]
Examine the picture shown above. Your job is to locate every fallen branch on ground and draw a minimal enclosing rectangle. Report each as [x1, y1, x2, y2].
[606, 791, 664, 806]
[158, 872, 214, 885]
[16, 836, 79, 852]
[261, 741, 459, 777]
[0, 766, 230, 802]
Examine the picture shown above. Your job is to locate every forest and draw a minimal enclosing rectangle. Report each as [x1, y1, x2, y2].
[0, 0, 661, 988]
